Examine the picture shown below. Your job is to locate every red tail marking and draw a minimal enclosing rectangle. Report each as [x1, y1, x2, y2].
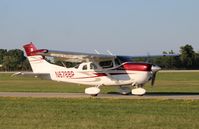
[23, 42, 37, 56]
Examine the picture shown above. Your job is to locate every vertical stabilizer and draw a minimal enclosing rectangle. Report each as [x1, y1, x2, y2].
[23, 42, 52, 73]
[23, 42, 37, 56]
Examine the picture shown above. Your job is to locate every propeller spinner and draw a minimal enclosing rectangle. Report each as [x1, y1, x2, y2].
[151, 65, 161, 86]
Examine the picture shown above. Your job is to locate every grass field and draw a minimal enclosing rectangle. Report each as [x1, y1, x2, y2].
[0, 72, 199, 129]
[0, 98, 198, 129]
[0, 72, 199, 93]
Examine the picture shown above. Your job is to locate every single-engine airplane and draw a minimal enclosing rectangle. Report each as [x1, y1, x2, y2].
[18, 42, 176, 96]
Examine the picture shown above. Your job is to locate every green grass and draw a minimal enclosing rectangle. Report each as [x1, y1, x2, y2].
[145, 72, 199, 93]
[0, 72, 199, 93]
[0, 73, 199, 129]
[0, 73, 86, 93]
[0, 97, 198, 129]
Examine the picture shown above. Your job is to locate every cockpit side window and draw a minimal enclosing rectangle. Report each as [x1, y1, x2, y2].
[90, 63, 97, 70]
[117, 56, 132, 63]
[114, 58, 121, 66]
[99, 60, 113, 68]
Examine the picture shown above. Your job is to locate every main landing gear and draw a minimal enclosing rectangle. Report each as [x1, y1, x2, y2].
[119, 87, 146, 96]
[85, 85, 101, 96]
[131, 84, 146, 96]
[85, 84, 146, 96]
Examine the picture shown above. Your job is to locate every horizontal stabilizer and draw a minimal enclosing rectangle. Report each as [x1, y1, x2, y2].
[11, 72, 51, 80]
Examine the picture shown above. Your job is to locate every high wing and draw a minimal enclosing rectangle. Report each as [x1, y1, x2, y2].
[117, 54, 179, 62]
[119, 54, 179, 59]
[36, 50, 116, 62]
[28, 42, 178, 63]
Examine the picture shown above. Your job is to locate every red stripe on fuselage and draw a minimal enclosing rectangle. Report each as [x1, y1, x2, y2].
[71, 73, 107, 79]
[71, 72, 136, 79]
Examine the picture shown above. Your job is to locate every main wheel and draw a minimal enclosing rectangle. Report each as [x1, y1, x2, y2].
[91, 94, 98, 97]
[85, 87, 100, 96]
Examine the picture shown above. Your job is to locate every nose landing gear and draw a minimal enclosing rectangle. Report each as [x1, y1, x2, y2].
[119, 84, 146, 96]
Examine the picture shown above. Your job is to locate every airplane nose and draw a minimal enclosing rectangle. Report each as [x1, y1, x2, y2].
[151, 65, 161, 72]
[150, 65, 161, 86]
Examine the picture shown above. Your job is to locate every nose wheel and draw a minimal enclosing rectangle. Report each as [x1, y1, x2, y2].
[131, 84, 146, 96]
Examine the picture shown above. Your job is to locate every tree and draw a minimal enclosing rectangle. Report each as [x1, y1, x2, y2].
[0, 49, 7, 64]
[153, 50, 179, 69]
[195, 53, 199, 68]
[180, 44, 195, 69]
[21, 59, 31, 71]
[2, 49, 28, 71]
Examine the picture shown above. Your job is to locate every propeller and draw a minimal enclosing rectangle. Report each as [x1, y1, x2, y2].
[151, 65, 161, 86]
[151, 72, 157, 86]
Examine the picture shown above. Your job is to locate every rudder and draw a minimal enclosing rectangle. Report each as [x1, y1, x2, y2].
[23, 42, 37, 56]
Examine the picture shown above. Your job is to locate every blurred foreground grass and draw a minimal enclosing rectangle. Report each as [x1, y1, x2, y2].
[0, 97, 198, 129]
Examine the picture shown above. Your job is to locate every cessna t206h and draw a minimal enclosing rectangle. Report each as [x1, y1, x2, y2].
[19, 42, 169, 96]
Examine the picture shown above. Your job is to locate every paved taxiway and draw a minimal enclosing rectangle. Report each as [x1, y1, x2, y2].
[0, 92, 198, 100]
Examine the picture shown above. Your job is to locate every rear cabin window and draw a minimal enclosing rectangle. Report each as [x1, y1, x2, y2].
[82, 65, 87, 70]
[99, 60, 113, 68]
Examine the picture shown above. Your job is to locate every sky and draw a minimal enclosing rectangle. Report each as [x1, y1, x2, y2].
[0, 0, 199, 55]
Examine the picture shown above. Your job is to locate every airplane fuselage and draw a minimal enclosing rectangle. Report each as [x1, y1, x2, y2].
[28, 56, 152, 86]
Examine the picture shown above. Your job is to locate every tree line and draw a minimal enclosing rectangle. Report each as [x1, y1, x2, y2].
[144, 44, 199, 69]
[0, 49, 31, 71]
[0, 44, 198, 71]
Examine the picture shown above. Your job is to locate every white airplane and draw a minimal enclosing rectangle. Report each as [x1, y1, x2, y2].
[19, 42, 173, 96]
